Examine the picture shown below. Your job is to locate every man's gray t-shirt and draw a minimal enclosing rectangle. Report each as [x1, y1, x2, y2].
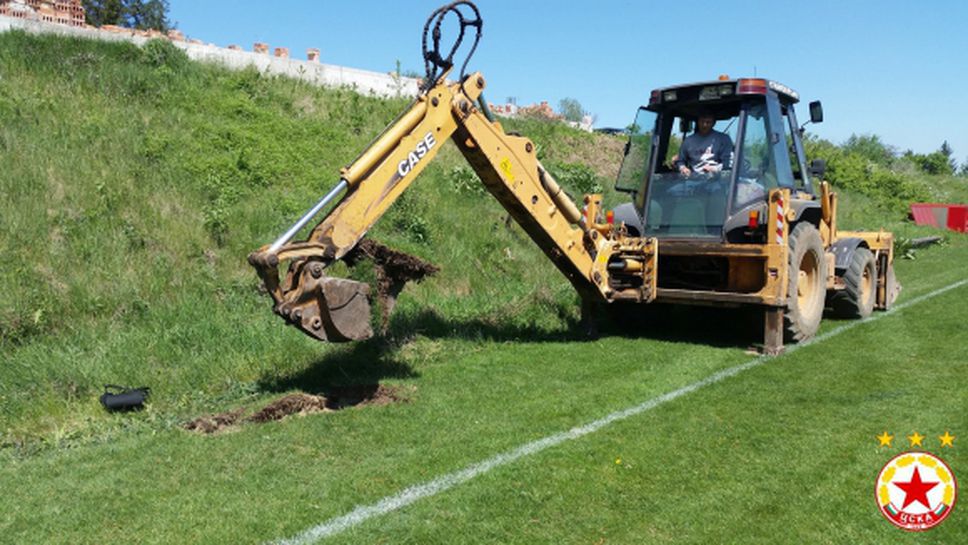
[675, 131, 733, 171]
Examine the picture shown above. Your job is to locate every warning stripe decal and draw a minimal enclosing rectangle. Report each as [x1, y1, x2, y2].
[776, 195, 785, 245]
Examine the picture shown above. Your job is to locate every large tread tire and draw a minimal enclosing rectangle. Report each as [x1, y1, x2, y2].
[784, 223, 827, 343]
[829, 247, 877, 319]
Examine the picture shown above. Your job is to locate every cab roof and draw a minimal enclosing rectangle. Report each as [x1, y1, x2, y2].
[646, 78, 800, 118]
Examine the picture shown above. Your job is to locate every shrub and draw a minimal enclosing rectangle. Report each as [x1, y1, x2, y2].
[549, 162, 603, 195]
[902, 150, 954, 176]
[804, 134, 931, 216]
[385, 191, 431, 243]
[842, 134, 896, 167]
[448, 165, 486, 195]
[140, 38, 187, 70]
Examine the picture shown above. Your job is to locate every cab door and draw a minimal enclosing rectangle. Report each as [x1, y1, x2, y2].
[763, 92, 796, 190]
[728, 94, 795, 212]
[615, 107, 659, 214]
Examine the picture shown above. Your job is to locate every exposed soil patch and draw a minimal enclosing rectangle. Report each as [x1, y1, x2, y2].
[183, 408, 245, 434]
[344, 239, 440, 329]
[183, 384, 410, 434]
[246, 393, 329, 423]
[325, 383, 410, 409]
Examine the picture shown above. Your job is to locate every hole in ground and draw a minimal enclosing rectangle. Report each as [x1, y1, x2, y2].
[183, 384, 410, 434]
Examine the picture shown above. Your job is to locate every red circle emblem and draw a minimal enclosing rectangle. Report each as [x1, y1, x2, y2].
[876, 451, 957, 531]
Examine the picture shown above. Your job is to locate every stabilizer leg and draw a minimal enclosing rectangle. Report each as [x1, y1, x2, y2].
[763, 307, 785, 356]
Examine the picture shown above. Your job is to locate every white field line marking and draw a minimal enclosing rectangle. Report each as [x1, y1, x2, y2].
[272, 278, 968, 545]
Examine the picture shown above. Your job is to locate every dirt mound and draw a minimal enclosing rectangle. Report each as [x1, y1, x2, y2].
[183, 408, 245, 434]
[344, 239, 439, 329]
[183, 384, 410, 434]
[246, 393, 329, 423]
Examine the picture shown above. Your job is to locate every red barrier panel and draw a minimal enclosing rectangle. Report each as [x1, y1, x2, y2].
[947, 205, 967, 233]
[910, 203, 968, 233]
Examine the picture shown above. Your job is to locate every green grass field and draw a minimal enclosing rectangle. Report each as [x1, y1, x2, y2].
[1, 32, 967, 544]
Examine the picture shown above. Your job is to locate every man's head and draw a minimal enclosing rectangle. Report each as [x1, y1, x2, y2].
[696, 115, 716, 136]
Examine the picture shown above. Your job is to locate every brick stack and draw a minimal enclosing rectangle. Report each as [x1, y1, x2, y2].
[0, 0, 85, 27]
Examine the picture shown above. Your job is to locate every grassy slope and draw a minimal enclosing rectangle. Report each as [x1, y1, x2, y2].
[1, 32, 967, 544]
[0, 33, 619, 448]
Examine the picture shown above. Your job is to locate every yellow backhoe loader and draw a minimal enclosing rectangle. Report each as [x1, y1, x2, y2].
[248, 1, 899, 354]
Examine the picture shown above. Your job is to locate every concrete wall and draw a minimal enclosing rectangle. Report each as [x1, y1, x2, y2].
[0, 15, 420, 98]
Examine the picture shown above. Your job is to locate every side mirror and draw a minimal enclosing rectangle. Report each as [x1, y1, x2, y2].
[809, 158, 826, 178]
[679, 118, 692, 134]
[809, 101, 823, 124]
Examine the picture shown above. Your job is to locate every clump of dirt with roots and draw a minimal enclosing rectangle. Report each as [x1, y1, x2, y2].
[344, 239, 440, 330]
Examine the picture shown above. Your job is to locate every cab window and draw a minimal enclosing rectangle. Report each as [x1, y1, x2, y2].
[784, 106, 811, 191]
[639, 112, 740, 238]
[615, 108, 657, 194]
[733, 103, 779, 211]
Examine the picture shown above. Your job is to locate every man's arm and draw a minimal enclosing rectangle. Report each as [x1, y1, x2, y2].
[676, 136, 693, 174]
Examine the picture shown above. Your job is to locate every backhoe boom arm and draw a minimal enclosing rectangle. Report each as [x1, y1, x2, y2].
[249, 73, 657, 342]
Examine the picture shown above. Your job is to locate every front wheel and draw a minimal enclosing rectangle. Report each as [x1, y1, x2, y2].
[784, 223, 827, 342]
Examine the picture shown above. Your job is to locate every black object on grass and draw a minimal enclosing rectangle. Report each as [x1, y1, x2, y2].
[100, 385, 150, 412]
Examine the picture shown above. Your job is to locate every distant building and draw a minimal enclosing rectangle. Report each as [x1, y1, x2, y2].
[0, 4, 412, 94]
[488, 100, 593, 132]
[490, 100, 558, 120]
[0, 0, 85, 27]
[518, 101, 559, 121]
[567, 114, 594, 133]
[489, 102, 518, 116]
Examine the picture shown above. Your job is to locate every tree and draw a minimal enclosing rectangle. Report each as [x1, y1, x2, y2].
[843, 134, 895, 167]
[558, 97, 586, 123]
[903, 149, 954, 176]
[939, 140, 957, 173]
[126, 0, 172, 31]
[83, 0, 173, 32]
[83, 0, 124, 27]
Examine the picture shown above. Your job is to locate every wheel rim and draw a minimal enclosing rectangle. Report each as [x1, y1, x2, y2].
[861, 262, 874, 306]
[886, 264, 899, 308]
[797, 251, 820, 316]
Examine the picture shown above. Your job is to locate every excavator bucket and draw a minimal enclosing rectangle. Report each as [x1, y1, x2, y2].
[251, 240, 439, 344]
[314, 277, 374, 342]
[279, 270, 374, 342]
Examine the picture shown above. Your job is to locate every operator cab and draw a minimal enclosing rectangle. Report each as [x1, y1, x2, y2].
[614, 78, 822, 242]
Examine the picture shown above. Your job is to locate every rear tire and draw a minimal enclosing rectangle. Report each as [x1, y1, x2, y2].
[784, 223, 827, 342]
[830, 247, 876, 318]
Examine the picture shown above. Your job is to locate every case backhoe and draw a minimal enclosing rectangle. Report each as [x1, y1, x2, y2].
[248, 1, 899, 354]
